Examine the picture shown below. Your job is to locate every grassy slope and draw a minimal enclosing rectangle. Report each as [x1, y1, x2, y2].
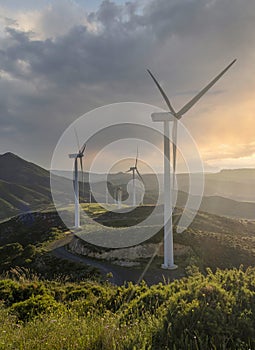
[0, 180, 52, 220]
[0, 267, 255, 349]
[0, 153, 52, 220]
[0, 206, 255, 348]
[1, 203, 255, 273]
[0, 210, 99, 281]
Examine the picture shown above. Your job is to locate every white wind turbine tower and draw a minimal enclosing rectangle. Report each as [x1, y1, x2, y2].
[148, 59, 236, 269]
[126, 149, 144, 207]
[69, 137, 86, 229]
[117, 186, 122, 209]
[113, 187, 118, 204]
[89, 189, 92, 204]
[105, 185, 109, 204]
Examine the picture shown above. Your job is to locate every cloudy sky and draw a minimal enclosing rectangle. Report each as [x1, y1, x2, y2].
[1, 0, 255, 172]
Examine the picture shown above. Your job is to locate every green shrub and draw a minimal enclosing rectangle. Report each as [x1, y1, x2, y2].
[0, 279, 47, 306]
[0, 268, 255, 349]
[10, 294, 64, 321]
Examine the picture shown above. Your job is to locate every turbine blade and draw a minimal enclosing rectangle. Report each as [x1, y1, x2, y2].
[172, 118, 178, 190]
[136, 168, 145, 184]
[80, 142, 86, 155]
[135, 146, 138, 168]
[74, 127, 80, 152]
[126, 169, 132, 173]
[147, 69, 176, 115]
[177, 59, 237, 117]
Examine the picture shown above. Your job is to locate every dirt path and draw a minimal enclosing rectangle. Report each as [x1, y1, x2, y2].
[52, 245, 123, 285]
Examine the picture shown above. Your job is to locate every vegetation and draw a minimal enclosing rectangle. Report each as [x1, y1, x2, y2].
[0, 267, 254, 349]
[1, 200, 255, 348]
[0, 211, 99, 281]
[78, 204, 255, 271]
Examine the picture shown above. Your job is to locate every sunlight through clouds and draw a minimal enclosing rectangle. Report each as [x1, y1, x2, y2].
[0, 0, 254, 170]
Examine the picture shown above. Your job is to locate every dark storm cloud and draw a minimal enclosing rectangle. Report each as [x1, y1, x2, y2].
[0, 0, 255, 167]
[1, 0, 254, 88]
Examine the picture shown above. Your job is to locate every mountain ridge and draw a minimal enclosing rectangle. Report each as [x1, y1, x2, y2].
[1, 152, 255, 220]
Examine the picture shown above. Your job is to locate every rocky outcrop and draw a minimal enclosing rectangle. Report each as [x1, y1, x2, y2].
[68, 236, 192, 266]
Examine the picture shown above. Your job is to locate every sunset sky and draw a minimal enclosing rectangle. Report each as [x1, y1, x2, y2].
[0, 0, 255, 172]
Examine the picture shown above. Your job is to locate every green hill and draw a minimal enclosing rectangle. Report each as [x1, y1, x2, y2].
[74, 204, 255, 273]
[0, 153, 53, 220]
[1, 204, 255, 282]
[0, 206, 255, 349]
[0, 209, 99, 280]
[0, 152, 49, 187]
[0, 179, 52, 220]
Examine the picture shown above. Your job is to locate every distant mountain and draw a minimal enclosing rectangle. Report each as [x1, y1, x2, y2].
[0, 153, 53, 220]
[176, 191, 255, 220]
[0, 153, 113, 219]
[177, 170, 255, 202]
[1, 152, 255, 221]
[55, 168, 255, 202]
[215, 168, 255, 184]
[0, 152, 49, 188]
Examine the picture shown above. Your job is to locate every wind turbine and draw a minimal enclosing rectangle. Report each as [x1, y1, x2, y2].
[117, 186, 122, 209]
[89, 189, 92, 204]
[126, 149, 144, 206]
[113, 187, 117, 204]
[69, 137, 86, 229]
[148, 59, 236, 269]
[105, 184, 109, 204]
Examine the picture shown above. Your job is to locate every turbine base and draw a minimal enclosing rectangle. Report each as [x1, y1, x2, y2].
[161, 263, 178, 270]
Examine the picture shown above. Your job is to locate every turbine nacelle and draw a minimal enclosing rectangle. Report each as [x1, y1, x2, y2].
[69, 153, 78, 159]
[151, 112, 175, 122]
[68, 152, 84, 159]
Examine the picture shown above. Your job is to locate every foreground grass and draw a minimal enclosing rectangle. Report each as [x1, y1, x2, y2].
[0, 308, 156, 349]
[0, 266, 255, 349]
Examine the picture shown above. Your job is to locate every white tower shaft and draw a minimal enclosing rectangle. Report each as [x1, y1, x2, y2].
[162, 121, 175, 269]
[151, 112, 177, 270]
[106, 186, 108, 204]
[117, 189, 122, 209]
[132, 170, 136, 206]
[74, 158, 80, 228]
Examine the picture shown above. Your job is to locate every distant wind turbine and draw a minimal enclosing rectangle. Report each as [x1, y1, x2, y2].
[105, 184, 109, 204]
[148, 59, 236, 269]
[117, 186, 122, 209]
[126, 148, 144, 206]
[113, 187, 117, 204]
[69, 131, 86, 228]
